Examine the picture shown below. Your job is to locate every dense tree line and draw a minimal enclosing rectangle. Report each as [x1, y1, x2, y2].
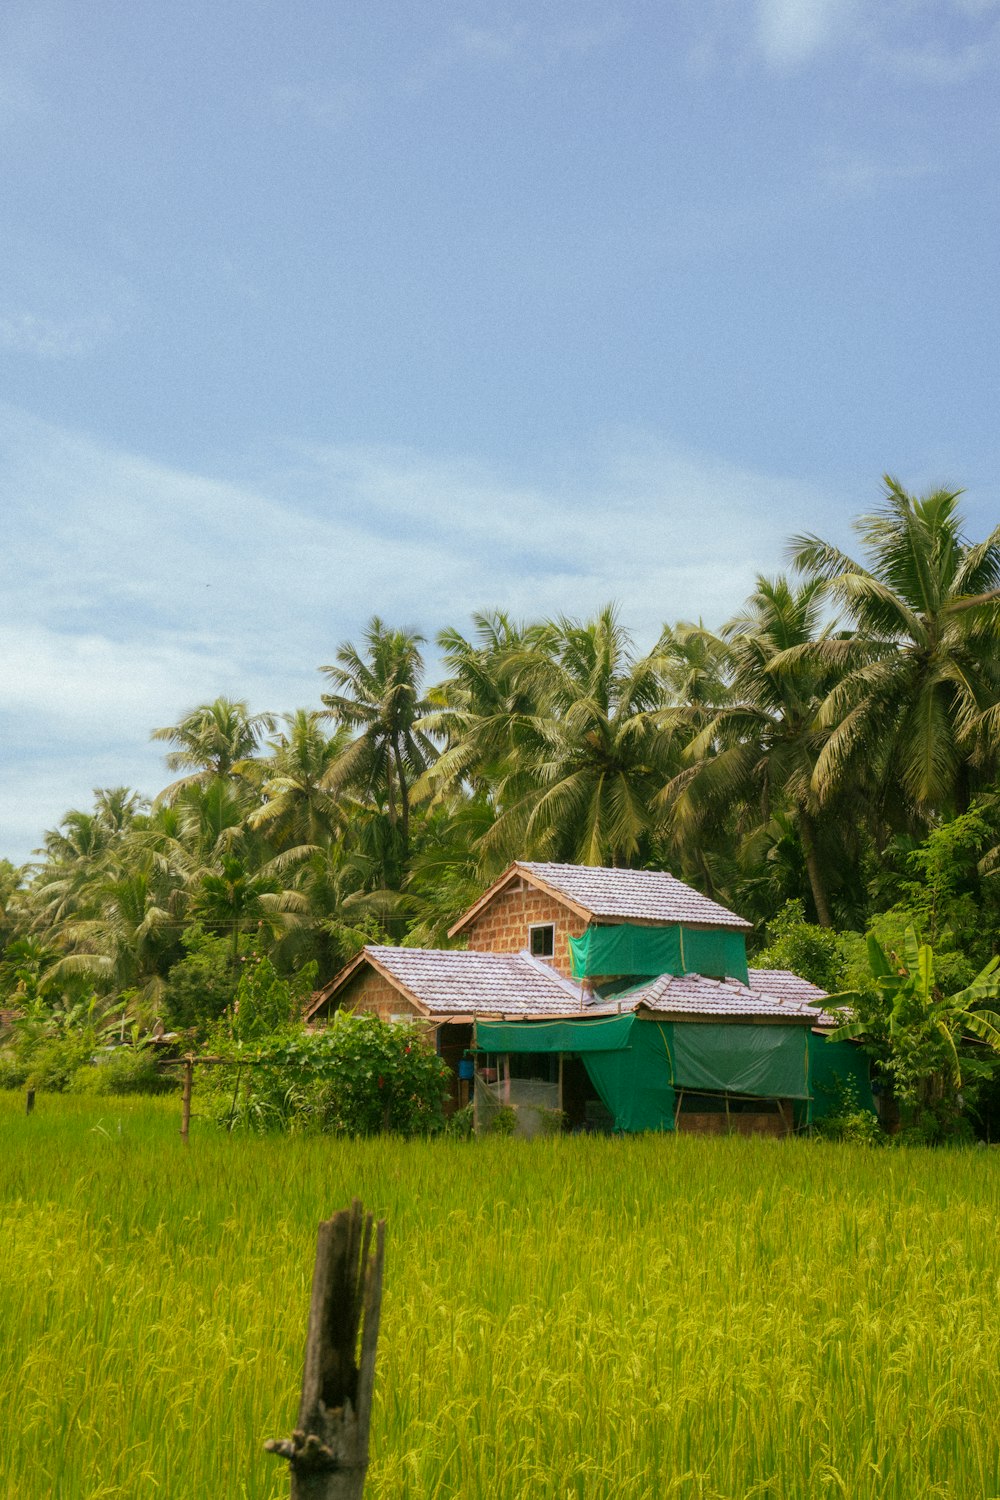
[3, 479, 1000, 1067]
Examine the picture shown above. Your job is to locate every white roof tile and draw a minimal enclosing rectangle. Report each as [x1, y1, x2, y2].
[362, 945, 587, 1017]
[631, 969, 837, 1024]
[517, 861, 752, 930]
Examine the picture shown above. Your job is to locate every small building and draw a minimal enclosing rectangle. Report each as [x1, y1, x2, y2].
[306, 861, 870, 1135]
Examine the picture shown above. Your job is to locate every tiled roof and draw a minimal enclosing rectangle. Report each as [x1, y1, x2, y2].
[516, 862, 752, 930]
[309, 947, 838, 1026]
[355, 945, 588, 1018]
[631, 969, 838, 1024]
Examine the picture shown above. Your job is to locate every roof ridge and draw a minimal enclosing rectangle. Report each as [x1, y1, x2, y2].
[517, 950, 584, 1000]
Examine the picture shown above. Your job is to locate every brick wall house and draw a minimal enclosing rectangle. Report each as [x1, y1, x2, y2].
[457, 877, 586, 978]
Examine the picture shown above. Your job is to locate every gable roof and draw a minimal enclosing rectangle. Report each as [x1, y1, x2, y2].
[306, 944, 594, 1023]
[448, 860, 752, 937]
[631, 968, 837, 1024]
[307, 947, 835, 1027]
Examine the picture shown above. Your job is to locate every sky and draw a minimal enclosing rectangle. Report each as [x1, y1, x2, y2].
[2, 0, 1000, 862]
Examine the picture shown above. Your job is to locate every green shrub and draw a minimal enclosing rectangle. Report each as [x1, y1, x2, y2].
[444, 1102, 475, 1139]
[25, 1033, 98, 1092]
[0, 1049, 27, 1090]
[814, 1077, 883, 1145]
[203, 1011, 451, 1138]
[487, 1105, 518, 1136]
[67, 1049, 177, 1096]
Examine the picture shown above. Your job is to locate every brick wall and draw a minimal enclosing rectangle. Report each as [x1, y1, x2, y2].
[461, 878, 587, 979]
[327, 967, 423, 1023]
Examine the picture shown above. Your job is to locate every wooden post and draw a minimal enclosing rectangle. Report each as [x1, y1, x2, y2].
[266, 1199, 386, 1500]
[180, 1056, 193, 1143]
[25, 1088, 35, 1116]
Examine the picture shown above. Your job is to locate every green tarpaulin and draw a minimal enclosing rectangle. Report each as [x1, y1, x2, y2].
[568, 924, 749, 984]
[807, 1029, 875, 1115]
[475, 1013, 871, 1133]
[583, 1019, 676, 1132]
[671, 1022, 810, 1099]
[476, 1015, 635, 1054]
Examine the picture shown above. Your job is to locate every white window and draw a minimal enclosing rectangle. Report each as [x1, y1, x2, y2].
[529, 923, 555, 958]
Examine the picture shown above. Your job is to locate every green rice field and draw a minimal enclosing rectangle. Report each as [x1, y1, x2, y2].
[2, 1094, 1000, 1499]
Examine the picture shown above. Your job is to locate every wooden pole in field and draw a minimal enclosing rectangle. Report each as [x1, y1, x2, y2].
[266, 1199, 386, 1500]
[180, 1056, 193, 1142]
[25, 1088, 35, 1116]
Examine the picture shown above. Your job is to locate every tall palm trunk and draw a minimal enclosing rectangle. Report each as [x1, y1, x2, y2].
[798, 804, 833, 928]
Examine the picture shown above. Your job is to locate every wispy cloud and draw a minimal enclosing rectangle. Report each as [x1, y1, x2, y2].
[745, 0, 1000, 75]
[817, 145, 940, 196]
[0, 310, 113, 360]
[755, 0, 856, 68]
[0, 404, 838, 858]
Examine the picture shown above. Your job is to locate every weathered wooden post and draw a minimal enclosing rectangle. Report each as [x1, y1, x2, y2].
[25, 1088, 35, 1116]
[180, 1056, 194, 1142]
[266, 1199, 386, 1500]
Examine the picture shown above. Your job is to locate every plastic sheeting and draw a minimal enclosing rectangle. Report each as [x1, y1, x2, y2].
[476, 1015, 634, 1055]
[807, 1029, 875, 1115]
[568, 924, 748, 983]
[671, 1023, 810, 1099]
[582, 1020, 676, 1132]
[473, 1015, 871, 1133]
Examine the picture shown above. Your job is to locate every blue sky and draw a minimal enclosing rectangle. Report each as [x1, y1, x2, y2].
[3, 0, 1000, 861]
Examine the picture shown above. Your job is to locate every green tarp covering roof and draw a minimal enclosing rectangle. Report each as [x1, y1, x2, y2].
[568, 923, 749, 984]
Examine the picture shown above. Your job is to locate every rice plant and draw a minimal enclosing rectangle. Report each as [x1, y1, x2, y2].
[2, 1094, 999, 1498]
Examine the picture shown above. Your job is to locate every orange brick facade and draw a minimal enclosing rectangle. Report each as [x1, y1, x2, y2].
[333, 967, 422, 1022]
[461, 878, 586, 979]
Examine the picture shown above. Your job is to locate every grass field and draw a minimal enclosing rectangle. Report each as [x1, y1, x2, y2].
[2, 1094, 1000, 1499]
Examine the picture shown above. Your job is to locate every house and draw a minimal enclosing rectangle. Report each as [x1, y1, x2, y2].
[306, 861, 871, 1136]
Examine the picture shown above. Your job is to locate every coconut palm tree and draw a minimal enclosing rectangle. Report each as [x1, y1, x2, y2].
[320, 619, 437, 875]
[790, 478, 1000, 820]
[194, 854, 307, 968]
[480, 605, 679, 869]
[151, 698, 274, 802]
[245, 710, 351, 850]
[417, 611, 546, 802]
[664, 577, 846, 926]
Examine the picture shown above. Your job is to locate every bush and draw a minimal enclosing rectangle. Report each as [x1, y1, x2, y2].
[0, 1048, 27, 1089]
[487, 1105, 518, 1136]
[814, 1077, 883, 1145]
[67, 1048, 177, 1096]
[203, 1011, 451, 1138]
[444, 1102, 475, 1139]
[754, 901, 847, 991]
[24, 1032, 99, 1092]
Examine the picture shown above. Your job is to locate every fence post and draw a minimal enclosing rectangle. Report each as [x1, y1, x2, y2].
[25, 1088, 35, 1116]
[180, 1057, 193, 1142]
[266, 1199, 386, 1500]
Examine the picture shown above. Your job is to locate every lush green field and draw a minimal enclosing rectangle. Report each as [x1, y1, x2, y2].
[2, 1096, 1000, 1499]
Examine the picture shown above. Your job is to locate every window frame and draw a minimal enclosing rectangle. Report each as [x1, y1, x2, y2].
[528, 921, 556, 959]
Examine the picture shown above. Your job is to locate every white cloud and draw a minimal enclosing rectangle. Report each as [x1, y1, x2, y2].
[0, 404, 839, 858]
[755, 0, 855, 65]
[747, 0, 1000, 75]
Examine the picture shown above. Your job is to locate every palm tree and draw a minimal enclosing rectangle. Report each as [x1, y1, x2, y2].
[418, 611, 546, 802]
[194, 854, 307, 968]
[245, 710, 351, 850]
[320, 619, 437, 874]
[151, 698, 274, 802]
[790, 478, 1000, 820]
[665, 577, 845, 926]
[480, 605, 679, 869]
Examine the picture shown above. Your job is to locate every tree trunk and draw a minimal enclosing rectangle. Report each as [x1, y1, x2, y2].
[393, 738, 409, 860]
[266, 1200, 386, 1500]
[798, 805, 833, 928]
